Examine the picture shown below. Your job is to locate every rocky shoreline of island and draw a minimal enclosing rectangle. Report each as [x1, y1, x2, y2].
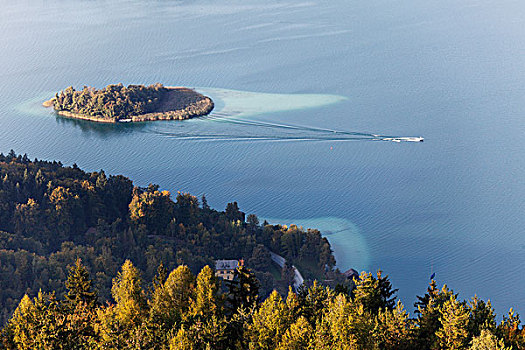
[43, 84, 214, 123]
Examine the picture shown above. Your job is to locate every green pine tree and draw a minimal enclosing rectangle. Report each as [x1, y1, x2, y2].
[415, 281, 456, 349]
[296, 281, 334, 325]
[65, 258, 98, 309]
[225, 265, 260, 315]
[467, 296, 496, 340]
[353, 270, 397, 315]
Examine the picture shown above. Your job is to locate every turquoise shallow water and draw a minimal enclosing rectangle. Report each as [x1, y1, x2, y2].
[0, 0, 524, 315]
[264, 217, 370, 271]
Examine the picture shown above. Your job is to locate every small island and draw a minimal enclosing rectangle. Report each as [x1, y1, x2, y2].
[43, 83, 214, 123]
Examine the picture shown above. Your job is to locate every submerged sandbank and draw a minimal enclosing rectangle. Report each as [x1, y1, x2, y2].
[198, 87, 347, 118]
[264, 216, 370, 272]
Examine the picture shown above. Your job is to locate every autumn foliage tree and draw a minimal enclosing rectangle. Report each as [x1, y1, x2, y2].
[1, 261, 523, 350]
[52, 84, 167, 121]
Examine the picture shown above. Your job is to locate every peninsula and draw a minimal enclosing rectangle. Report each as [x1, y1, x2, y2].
[43, 83, 214, 123]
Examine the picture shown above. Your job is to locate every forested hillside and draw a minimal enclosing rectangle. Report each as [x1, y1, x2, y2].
[1, 151, 524, 349]
[2, 260, 524, 349]
[0, 151, 337, 325]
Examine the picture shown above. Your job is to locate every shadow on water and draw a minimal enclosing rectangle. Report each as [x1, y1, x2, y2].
[54, 115, 149, 136]
[15, 92, 150, 138]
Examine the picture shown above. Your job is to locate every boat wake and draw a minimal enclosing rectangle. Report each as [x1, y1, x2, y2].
[151, 113, 424, 144]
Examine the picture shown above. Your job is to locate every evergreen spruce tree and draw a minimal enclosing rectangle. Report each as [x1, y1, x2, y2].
[201, 194, 210, 211]
[296, 281, 334, 325]
[225, 265, 260, 315]
[65, 258, 98, 309]
[414, 279, 439, 314]
[223, 265, 260, 347]
[61, 259, 100, 348]
[467, 296, 496, 340]
[377, 269, 398, 310]
[415, 281, 456, 349]
[352, 270, 397, 315]
[152, 262, 168, 292]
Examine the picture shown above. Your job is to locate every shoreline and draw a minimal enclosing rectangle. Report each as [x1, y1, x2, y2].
[43, 87, 214, 123]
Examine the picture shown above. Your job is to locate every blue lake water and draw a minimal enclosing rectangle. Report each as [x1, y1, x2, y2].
[0, 0, 524, 315]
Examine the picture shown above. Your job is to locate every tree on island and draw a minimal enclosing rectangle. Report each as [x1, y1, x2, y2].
[48, 83, 213, 122]
[53, 83, 166, 120]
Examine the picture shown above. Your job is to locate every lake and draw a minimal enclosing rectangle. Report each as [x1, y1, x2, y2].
[0, 0, 524, 315]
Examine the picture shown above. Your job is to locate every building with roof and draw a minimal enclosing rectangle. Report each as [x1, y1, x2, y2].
[215, 259, 242, 281]
[343, 268, 360, 282]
